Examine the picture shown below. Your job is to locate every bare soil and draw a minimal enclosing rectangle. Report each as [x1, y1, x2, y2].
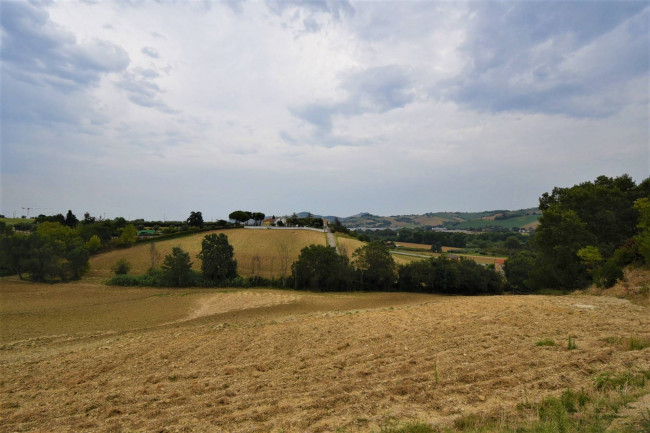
[1, 281, 649, 433]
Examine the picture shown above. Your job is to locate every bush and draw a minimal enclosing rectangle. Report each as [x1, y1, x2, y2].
[111, 258, 132, 275]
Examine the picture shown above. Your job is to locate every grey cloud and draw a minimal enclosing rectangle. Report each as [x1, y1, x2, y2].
[0, 1, 129, 127]
[141, 46, 160, 58]
[446, 2, 649, 117]
[223, 0, 245, 15]
[1, 1, 129, 91]
[267, 0, 354, 33]
[289, 65, 414, 146]
[341, 66, 414, 113]
[268, 0, 354, 19]
[116, 69, 177, 113]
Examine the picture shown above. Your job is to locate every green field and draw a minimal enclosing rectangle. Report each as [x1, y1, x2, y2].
[445, 213, 540, 230]
[0, 217, 34, 226]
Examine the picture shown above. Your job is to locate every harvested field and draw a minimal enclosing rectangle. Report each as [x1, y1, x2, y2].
[395, 242, 432, 250]
[1, 280, 649, 433]
[335, 235, 366, 260]
[89, 229, 327, 279]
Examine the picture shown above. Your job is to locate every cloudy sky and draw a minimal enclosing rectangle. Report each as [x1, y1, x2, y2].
[1, 0, 648, 221]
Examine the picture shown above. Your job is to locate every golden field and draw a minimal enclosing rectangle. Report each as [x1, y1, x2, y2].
[89, 229, 327, 279]
[1, 276, 649, 432]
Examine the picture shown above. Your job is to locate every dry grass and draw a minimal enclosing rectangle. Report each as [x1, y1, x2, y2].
[1, 280, 648, 433]
[392, 254, 426, 266]
[335, 234, 366, 260]
[89, 229, 326, 279]
[584, 267, 650, 307]
[395, 242, 432, 250]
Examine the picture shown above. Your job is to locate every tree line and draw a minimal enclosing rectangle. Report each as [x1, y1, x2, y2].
[107, 233, 507, 295]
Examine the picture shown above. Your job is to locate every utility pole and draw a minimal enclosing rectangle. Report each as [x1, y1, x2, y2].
[21, 207, 47, 218]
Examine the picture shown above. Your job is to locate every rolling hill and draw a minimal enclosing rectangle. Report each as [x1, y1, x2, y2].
[296, 208, 541, 231]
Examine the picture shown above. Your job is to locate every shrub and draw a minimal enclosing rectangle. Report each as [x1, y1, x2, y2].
[111, 258, 132, 275]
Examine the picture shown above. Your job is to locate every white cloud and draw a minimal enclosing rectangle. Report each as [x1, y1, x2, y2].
[1, 0, 647, 220]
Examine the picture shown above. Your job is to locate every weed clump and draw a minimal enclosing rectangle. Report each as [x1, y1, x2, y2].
[535, 338, 556, 347]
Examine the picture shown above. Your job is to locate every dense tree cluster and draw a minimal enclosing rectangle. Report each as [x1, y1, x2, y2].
[291, 245, 353, 291]
[228, 210, 265, 226]
[288, 241, 504, 294]
[505, 175, 650, 291]
[0, 221, 90, 281]
[398, 257, 503, 295]
[285, 213, 324, 228]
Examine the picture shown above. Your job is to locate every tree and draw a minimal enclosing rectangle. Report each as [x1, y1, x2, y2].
[187, 211, 204, 228]
[65, 210, 78, 228]
[634, 198, 650, 266]
[161, 247, 193, 287]
[84, 235, 102, 253]
[252, 212, 265, 226]
[352, 241, 396, 291]
[82, 212, 96, 225]
[532, 207, 594, 290]
[0, 234, 30, 280]
[197, 233, 237, 282]
[229, 210, 252, 225]
[66, 246, 90, 279]
[292, 245, 353, 291]
[504, 236, 522, 251]
[24, 234, 60, 282]
[118, 224, 137, 247]
[504, 251, 536, 292]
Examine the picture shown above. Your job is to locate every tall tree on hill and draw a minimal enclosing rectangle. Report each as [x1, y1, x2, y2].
[161, 247, 193, 287]
[187, 211, 204, 228]
[198, 233, 237, 282]
[252, 212, 265, 226]
[229, 210, 252, 225]
[65, 210, 78, 228]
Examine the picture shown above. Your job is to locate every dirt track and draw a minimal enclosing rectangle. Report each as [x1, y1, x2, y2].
[1, 290, 649, 432]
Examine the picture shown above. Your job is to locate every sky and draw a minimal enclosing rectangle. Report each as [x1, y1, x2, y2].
[1, 0, 648, 222]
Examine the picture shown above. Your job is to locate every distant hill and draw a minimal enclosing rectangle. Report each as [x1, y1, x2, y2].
[292, 208, 541, 231]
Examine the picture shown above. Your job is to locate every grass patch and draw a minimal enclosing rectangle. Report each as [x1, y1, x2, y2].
[535, 338, 556, 347]
[377, 420, 435, 433]
[567, 335, 577, 350]
[625, 336, 650, 351]
[383, 370, 650, 433]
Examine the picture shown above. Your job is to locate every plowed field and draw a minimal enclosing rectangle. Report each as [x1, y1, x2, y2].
[1, 280, 649, 432]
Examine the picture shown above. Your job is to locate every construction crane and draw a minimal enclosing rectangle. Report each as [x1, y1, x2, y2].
[21, 207, 47, 218]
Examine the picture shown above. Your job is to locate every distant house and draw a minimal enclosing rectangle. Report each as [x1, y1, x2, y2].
[262, 218, 274, 227]
[494, 258, 506, 273]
